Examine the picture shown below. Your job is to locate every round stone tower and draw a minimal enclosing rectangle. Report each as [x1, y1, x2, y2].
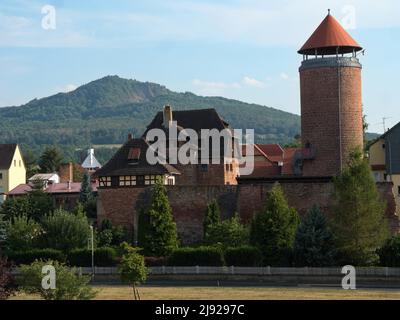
[298, 12, 364, 177]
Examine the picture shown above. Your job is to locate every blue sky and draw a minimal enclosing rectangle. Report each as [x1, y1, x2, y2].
[0, 0, 399, 133]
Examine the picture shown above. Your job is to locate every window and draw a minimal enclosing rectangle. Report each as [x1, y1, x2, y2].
[99, 176, 112, 187]
[200, 164, 208, 172]
[145, 175, 160, 185]
[14, 160, 16, 167]
[119, 175, 136, 186]
[398, 186, 400, 197]
[382, 144, 386, 149]
[128, 148, 140, 164]
[19, 160, 22, 167]
[0, 173, 2, 180]
[229, 164, 233, 172]
[167, 177, 175, 185]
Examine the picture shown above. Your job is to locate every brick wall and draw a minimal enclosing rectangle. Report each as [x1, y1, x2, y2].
[300, 65, 363, 177]
[97, 181, 399, 245]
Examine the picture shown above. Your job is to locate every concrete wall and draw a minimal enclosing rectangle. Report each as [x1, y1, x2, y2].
[97, 180, 399, 245]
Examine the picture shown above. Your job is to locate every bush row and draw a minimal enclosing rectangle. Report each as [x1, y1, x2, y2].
[6, 245, 304, 267]
[166, 246, 263, 267]
[6, 247, 118, 266]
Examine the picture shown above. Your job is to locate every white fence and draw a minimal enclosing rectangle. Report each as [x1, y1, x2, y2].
[49, 266, 400, 277]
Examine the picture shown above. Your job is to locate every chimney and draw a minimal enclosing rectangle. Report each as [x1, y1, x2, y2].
[68, 162, 73, 183]
[67, 180, 71, 190]
[163, 105, 173, 127]
[128, 133, 133, 141]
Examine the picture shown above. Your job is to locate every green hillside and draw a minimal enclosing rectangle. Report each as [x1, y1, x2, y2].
[0, 75, 301, 163]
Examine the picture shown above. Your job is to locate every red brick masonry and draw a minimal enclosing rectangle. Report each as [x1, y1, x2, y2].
[97, 182, 399, 245]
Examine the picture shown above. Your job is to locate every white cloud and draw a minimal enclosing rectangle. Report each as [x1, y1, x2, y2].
[242, 76, 266, 88]
[56, 83, 78, 93]
[192, 79, 241, 96]
[280, 73, 289, 80]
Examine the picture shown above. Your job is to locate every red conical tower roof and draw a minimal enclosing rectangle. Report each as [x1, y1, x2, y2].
[298, 12, 362, 55]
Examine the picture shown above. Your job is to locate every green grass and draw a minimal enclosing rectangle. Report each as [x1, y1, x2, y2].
[10, 286, 400, 300]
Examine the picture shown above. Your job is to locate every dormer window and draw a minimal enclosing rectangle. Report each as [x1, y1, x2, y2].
[128, 148, 140, 164]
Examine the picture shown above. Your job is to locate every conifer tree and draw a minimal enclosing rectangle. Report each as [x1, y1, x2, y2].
[294, 205, 336, 267]
[138, 178, 178, 256]
[79, 172, 93, 204]
[331, 148, 389, 266]
[203, 199, 221, 238]
[250, 183, 300, 266]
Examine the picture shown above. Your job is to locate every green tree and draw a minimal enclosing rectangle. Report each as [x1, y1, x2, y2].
[204, 214, 249, 248]
[331, 148, 389, 266]
[23, 148, 39, 180]
[27, 188, 55, 221]
[38, 147, 63, 173]
[0, 214, 6, 247]
[138, 179, 178, 256]
[250, 183, 300, 266]
[0, 197, 31, 221]
[40, 209, 91, 252]
[293, 205, 336, 267]
[203, 199, 221, 238]
[18, 260, 96, 300]
[79, 172, 93, 204]
[118, 242, 147, 300]
[5, 215, 43, 252]
[0, 256, 15, 300]
[378, 235, 400, 267]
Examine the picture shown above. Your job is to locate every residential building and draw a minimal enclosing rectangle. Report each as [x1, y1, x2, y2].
[369, 122, 400, 211]
[0, 144, 26, 203]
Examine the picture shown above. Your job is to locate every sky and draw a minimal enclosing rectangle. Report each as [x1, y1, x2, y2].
[0, 0, 399, 134]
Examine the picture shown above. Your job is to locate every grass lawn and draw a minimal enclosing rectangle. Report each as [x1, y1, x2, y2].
[10, 286, 400, 300]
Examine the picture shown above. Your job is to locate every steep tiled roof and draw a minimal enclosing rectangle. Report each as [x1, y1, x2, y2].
[93, 138, 180, 177]
[143, 108, 229, 136]
[298, 13, 362, 55]
[0, 144, 17, 170]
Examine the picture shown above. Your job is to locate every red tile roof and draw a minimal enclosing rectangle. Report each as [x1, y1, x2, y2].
[298, 13, 362, 55]
[8, 181, 98, 196]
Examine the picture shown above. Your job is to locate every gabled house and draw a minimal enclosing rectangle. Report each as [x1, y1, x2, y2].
[94, 137, 180, 187]
[369, 122, 400, 211]
[95, 106, 240, 187]
[0, 144, 26, 203]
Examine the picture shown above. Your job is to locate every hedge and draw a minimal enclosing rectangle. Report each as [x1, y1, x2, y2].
[379, 236, 400, 267]
[67, 247, 118, 267]
[167, 246, 224, 266]
[145, 256, 167, 267]
[224, 246, 263, 267]
[6, 248, 66, 265]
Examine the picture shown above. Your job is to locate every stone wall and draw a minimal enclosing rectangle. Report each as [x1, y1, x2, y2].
[97, 181, 399, 245]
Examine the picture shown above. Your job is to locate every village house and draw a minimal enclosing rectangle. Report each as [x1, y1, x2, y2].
[369, 122, 400, 212]
[0, 144, 26, 204]
[95, 106, 240, 187]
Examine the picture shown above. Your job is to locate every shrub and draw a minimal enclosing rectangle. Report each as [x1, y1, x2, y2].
[68, 247, 118, 267]
[167, 246, 224, 266]
[378, 235, 400, 267]
[40, 208, 91, 252]
[204, 214, 249, 248]
[0, 255, 15, 300]
[6, 248, 66, 265]
[224, 246, 263, 267]
[5, 215, 42, 251]
[18, 260, 96, 300]
[97, 229, 113, 247]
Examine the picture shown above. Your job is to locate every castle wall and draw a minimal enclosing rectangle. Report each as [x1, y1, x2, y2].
[97, 181, 399, 245]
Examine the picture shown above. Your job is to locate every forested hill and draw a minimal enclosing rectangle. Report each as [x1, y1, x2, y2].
[0, 75, 302, 162]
